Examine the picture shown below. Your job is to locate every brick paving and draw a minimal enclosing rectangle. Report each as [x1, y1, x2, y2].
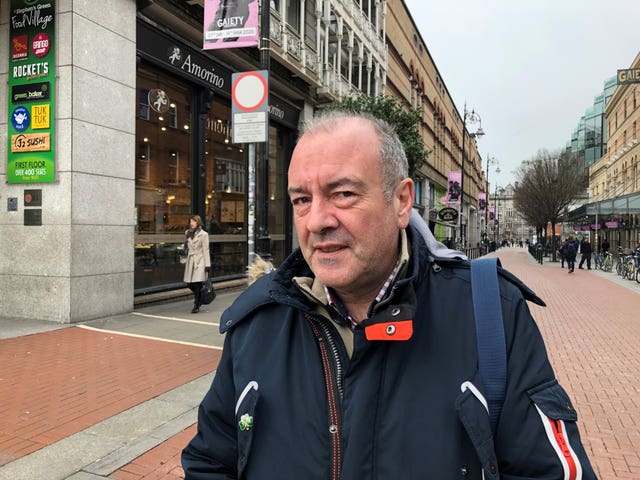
[0, 327, 220, 467]
[109, 425, 195, 480]
[496, 248, 640, 479]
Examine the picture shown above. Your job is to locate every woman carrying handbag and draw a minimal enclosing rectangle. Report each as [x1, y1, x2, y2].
[183, 215, 211, 313]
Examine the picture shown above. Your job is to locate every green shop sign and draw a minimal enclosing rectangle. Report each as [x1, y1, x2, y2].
[7, 0, 56, 183]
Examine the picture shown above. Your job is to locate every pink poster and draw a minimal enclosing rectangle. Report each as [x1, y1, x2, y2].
[478, 192, 486, 213]
[439, 171, 462, 205]
[489, 207, 495, 222]
[203, 0, 259, 50]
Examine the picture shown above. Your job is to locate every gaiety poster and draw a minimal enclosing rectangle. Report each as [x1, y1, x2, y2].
[7, 0, 56, 183]
[203, 0, 259, 50]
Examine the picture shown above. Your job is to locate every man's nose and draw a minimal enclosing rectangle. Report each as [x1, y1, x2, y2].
[305, 198, 339, 233]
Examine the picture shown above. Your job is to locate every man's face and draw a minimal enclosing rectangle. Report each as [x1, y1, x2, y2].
[288, 119, 414, 302]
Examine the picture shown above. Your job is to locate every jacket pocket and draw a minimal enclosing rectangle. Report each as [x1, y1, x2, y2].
[528, 379, 584, 480]
[456, 380, 500, 480]
[235, 381, 259, 478]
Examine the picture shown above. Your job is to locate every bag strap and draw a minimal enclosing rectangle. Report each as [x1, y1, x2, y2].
[470, 257, 507, 435]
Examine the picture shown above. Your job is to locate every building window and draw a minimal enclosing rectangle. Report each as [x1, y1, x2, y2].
[286, 0, 300, 31]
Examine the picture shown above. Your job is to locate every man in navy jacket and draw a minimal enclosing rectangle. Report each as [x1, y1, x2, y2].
[182, 112, 597, 479]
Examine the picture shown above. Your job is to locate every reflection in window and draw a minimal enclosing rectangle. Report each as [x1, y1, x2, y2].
[137, 141, 150, 182]
[168, 103, 178, 129]
[135, 67, 192, 235]
[138, 89, 150, 120]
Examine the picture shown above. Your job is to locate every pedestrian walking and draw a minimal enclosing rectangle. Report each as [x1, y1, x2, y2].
[558, 239, 567, 268]
[182, 112, 596, 479]
[562, 234, 579, 273]
[578, 237, 592, 270]
[183, 215, 211, 313]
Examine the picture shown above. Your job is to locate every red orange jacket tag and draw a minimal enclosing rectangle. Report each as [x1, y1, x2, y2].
[365, 320, 413, 341]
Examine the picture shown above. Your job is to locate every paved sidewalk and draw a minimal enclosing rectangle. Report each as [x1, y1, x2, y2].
[1, 250, 638, 479]
[0, 291, 239, 480]
[494, 248, 640, 479]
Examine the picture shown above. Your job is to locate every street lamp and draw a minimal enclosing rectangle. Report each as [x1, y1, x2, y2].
[484, 156, 499, 241]
[460, 103, 484, 249]
[494, 185, 501, 246]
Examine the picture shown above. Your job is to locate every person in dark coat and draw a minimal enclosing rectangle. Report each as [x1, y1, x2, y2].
[578, 237, 592, 269]
[562, 234, 579, 273]
[181, 112, 596, 479]
[558, 239, 567, 268]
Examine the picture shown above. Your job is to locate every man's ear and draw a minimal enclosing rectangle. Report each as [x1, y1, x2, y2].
[395, 178, 415, 229]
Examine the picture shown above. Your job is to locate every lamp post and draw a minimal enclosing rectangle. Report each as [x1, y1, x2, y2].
[256, 0, 271, 260]
[460, 103, 484, 249]
[484, 156, 498, 241]
[495, 185, 501, 246]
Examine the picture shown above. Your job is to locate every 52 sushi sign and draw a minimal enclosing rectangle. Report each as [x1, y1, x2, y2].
[7, 0, 56, 184]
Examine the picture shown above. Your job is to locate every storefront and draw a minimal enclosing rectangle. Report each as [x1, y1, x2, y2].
[568, 192, 640, 252]
[134, 18, 299, 294]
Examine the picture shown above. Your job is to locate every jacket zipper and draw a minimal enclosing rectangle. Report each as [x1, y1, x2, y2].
[305, 313, 344, 480]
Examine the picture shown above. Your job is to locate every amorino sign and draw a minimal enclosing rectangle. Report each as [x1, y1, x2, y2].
[137, 18, 300, 128]
[137, 18, 231, 95]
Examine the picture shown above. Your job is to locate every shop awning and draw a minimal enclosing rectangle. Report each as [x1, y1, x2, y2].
[564, 191, 640, 223]
[584, 192, 640, 215]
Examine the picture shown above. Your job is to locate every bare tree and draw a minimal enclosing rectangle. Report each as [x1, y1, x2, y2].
[514, 149, 588, 261]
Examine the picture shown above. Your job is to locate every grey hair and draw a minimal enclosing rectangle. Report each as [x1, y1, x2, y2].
[299, 110, 409, 203]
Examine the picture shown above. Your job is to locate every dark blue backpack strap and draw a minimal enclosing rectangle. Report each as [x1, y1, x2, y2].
[470, 257, 507, 435]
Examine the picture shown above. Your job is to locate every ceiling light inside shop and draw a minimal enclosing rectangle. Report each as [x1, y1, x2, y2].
[158, 116, 164, 121]
[143, 137, 149, 142]
[184, 124, 189, 130]
[161, 126, 167, 131]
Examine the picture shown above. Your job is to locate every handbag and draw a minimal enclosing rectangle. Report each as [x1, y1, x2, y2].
[177, 243, 188, 264]
[200, 277, 216, 305]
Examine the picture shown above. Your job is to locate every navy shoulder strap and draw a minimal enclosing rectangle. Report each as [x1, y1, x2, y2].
[470, 257, 507, 435]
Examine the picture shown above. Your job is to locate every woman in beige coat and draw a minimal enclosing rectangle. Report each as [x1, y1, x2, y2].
[183, 215, 211, 313]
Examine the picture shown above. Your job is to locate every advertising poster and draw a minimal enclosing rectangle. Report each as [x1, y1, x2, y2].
[7, 0, 56, 183]
[478, 192, 486, 213]
[439, 171, 461, 205]
[203, 0, 259, 50]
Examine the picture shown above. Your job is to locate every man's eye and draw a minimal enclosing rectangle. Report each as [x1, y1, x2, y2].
[291, 197, 310, 206]
[337, 191, 354, 198]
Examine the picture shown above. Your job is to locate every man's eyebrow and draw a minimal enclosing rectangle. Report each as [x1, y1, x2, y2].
[287, 185, 307, 196]
[327, 177, 366, 190]
[287, 177, 365, 196]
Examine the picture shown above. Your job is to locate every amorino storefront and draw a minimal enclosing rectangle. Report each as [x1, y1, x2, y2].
[134, 17, 300, 295]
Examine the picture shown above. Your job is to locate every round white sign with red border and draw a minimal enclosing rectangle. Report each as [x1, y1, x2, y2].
[232, 72, 268, 112]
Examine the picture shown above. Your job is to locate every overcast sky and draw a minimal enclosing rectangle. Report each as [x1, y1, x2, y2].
[403, 0, 639, 188]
